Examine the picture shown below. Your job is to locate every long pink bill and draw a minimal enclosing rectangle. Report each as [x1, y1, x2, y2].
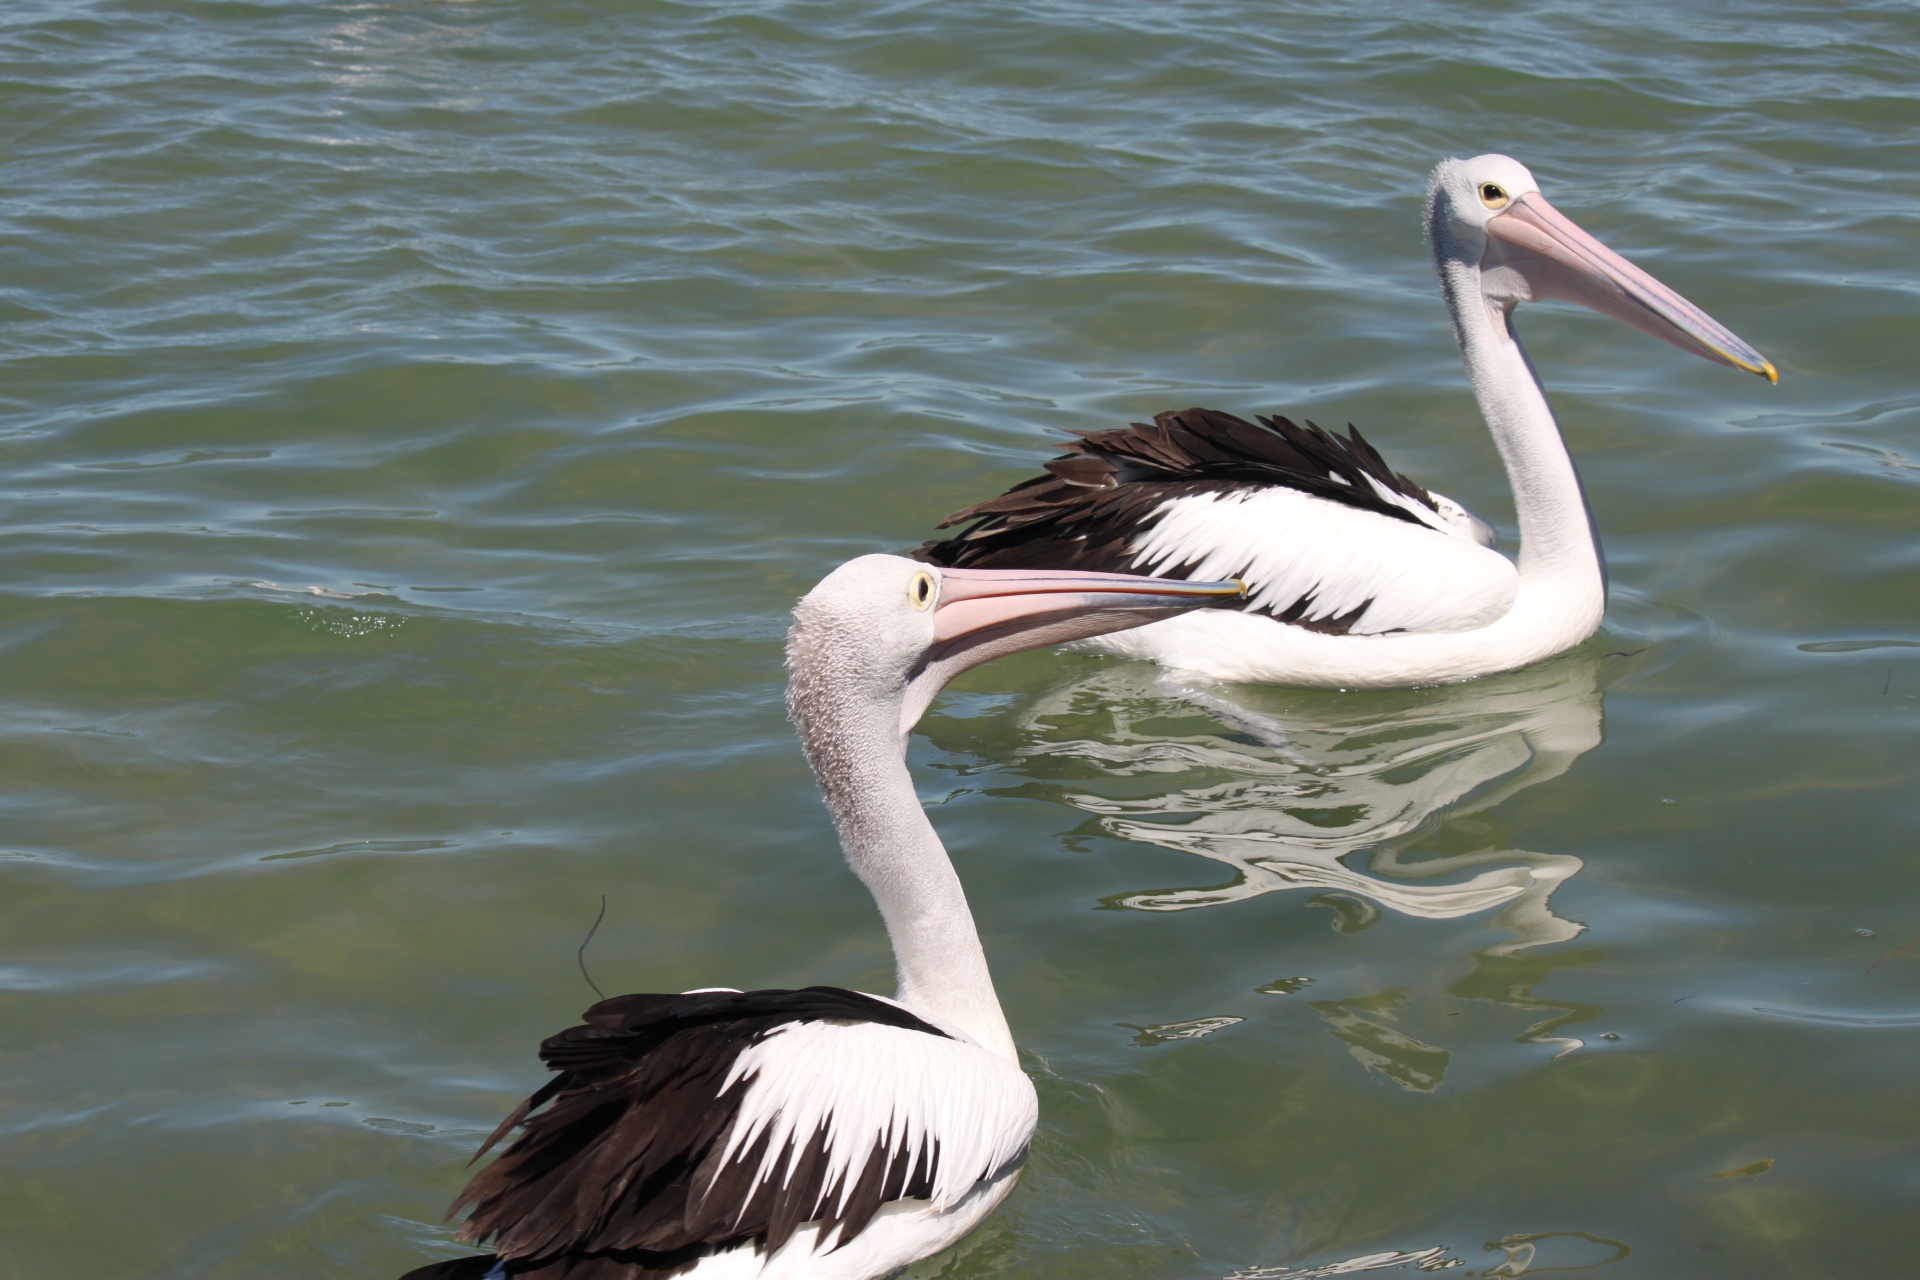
[931, 567, 1244, 644]
[1483, 192, 1777, 383]
[898, 567, 1243, 734]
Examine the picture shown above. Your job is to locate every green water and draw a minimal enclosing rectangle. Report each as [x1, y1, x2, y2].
[2, 2, 1916, 1277]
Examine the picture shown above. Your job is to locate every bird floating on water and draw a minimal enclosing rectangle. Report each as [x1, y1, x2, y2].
[398, 558, 1241, 1280]
[917, 154, 1776, 688]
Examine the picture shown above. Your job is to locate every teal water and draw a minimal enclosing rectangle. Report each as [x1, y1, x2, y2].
[2, 2, 1916, 1277]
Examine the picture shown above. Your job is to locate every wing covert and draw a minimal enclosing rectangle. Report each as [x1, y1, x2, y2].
[1135, 488, 1517, 636]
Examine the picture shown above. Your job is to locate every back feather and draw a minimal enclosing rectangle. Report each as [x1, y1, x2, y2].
[914, 407, 1441, 574]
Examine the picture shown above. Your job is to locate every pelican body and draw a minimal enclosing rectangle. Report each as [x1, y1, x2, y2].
[397, 560, 1241, 1280]
[917, 155, 1775, 687]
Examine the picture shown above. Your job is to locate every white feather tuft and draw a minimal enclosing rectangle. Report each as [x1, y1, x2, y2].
[712, 1019, 1036, 1218]
[1131, 489, 1516, 635]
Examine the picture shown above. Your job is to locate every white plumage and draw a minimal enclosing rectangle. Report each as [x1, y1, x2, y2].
[1130, 488, 1516, 636]
[714, 1017, 1037, 1228]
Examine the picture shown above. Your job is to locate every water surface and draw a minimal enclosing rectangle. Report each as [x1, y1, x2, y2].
[2, 2, 1917, 1277]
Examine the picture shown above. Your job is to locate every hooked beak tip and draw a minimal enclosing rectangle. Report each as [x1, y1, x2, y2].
[1697, 340, 1776, 384]
[1729, 352, 1778, 383]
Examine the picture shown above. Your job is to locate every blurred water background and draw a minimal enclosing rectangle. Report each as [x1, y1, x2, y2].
[1, 2, 1916, 1277]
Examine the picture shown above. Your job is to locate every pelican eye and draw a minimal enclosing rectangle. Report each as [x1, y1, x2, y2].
[1478, 182, 1510, 210]
[908, 571, 936, 611]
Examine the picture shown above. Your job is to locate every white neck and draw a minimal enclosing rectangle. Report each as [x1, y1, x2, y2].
[787, 671, 1016, 1063]
[1438, 254, 1607, 631]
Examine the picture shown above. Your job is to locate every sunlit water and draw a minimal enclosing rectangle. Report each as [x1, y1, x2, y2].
[2, 3, 1916, 1278]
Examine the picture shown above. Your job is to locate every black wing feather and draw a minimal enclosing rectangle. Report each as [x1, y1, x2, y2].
[404, 987, 952, 1280]
[914, 407, 1437, 575]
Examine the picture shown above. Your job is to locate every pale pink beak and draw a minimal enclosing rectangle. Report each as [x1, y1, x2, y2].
[897, 567, 1243, 734]
[1482, 192, 1777, 383]
[931, 567, 1244, 644]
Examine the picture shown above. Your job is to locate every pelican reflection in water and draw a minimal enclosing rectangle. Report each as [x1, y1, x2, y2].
[1006, 656, 1607, 955]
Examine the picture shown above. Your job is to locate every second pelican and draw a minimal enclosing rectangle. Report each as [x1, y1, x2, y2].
[917, 154, 1775, 687]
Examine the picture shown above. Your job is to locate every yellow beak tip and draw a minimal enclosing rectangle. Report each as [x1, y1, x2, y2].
[1762, 362, 1779, 385]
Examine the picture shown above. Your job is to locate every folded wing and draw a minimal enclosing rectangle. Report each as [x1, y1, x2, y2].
[916, 409, 1512, 636]
[426, 987, 1035, 1278]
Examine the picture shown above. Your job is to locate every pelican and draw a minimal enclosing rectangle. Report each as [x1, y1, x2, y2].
[397, 558, 1241, 1280]
[916, 154, 1776, 687]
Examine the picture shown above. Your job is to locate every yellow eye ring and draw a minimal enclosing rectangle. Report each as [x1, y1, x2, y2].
[908, 571, 936, 611]
[1478, 182, 1510, 210]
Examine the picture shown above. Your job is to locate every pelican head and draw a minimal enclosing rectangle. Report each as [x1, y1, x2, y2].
[1427, 154, 1776, 383]
[788, 555, 1243, 738]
